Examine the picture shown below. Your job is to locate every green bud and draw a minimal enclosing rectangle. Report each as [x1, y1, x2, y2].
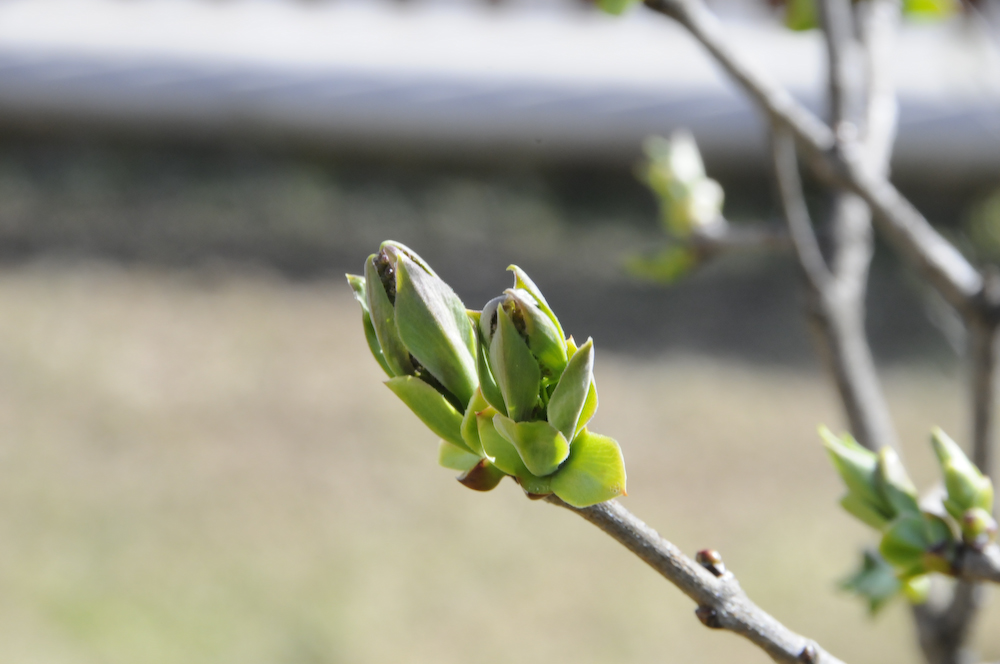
[639, 132, 725, 237]
[505, 288, 568, 378]
[875, 447, 920, 517]
[931, 428, 994, 521]
[960, 507, 998, 548]
[489, 305, 542, 422]
[549, 428, 627, 508]
[820, 426, 894, 528]
[392, 249, 478, 406]
[350, 241, 478, 414]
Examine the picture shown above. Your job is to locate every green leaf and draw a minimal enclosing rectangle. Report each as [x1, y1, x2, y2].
[931, 428, 994, 519]
[840, 494, 892, 530]
[904, 0, 957, 18]
[548, 338, 594, 441]
[507, 266, 565, 342]
[596, 0, 636, 15]
[385, 376, 469, 451]
[785, 0, 818, 30]
[459, 389, 488, 457]
[346, 274, 392, 377]
[457, 459, 507, 492]
[876, 447, 920, 517]
[364, 255, 413, 377]
[490, 306, 541, 421]
[879, 515, 929, 569]
[550, 429, 627, 508]
[493, 414, 570, 477]
[475, 327, 507, 417]
[476, 412, 551, 495]
[625, 245, 700, 284]
[439, 440, 481, 472]
[820, 427, 893, 522]
[578, 381, 598, 436]
[394, 255, 478, 406]
[839, 549, 901, 615]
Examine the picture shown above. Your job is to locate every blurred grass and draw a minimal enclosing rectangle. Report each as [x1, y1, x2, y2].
[0, 260, 995, 664]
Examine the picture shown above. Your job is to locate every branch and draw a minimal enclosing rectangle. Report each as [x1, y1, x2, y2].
[642, 0, 984, 315]
[545, 496, 847, 664]
[771, 129, 831, 292]
[958, 544, 1000, 584]
[688, 220, 792, 256]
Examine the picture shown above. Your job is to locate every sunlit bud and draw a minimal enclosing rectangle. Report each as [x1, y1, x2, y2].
[931, 428, 995, 522]
[639, 131, 725, 237]
[960, 507, 998, 549]
[347, 241, 478, 449]
[820, 427, 895, 529]
[875, 447, 920, 517]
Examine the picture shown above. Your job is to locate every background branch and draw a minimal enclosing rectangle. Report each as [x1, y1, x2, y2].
[642, 0, 984, 315]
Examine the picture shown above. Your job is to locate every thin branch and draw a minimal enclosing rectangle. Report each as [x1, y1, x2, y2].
[688, 221, 791, 254]
[771, 128, 898, 452]
[642, 0, 985, 315]
[544, 495, 847, 664]
[958, 544, 1000, 584]
[771, 129, 831, 292]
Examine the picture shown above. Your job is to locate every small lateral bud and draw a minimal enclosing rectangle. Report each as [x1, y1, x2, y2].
[694, 605, 722, 629]
[695, 549, 727, 577]
[797, 643, 818, 664]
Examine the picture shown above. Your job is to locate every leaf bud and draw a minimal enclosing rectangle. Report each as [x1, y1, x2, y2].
[931, 428, 995, 522]
[960, 507, 998, 549]
[347, 241, 478, 447]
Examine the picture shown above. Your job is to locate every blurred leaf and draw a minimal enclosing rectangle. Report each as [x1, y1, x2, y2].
[904, 0, 958, 18]
[839, 550, 901, 615]
[596, 0, 637, 16]
[785, 0, 818, 31]
[626, 245, 700, 284]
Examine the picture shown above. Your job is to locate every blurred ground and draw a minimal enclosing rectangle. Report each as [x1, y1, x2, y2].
[0, 260, 995, 664]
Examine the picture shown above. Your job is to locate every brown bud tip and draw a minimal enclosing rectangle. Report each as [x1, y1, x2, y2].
[457, 459, 505, 492]
[696, 549, 727, 577]
[694, 605, 722, 629]
[797, 643, 818, 663]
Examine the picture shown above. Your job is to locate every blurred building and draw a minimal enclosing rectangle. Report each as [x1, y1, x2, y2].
[0, 0, 997, 180]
